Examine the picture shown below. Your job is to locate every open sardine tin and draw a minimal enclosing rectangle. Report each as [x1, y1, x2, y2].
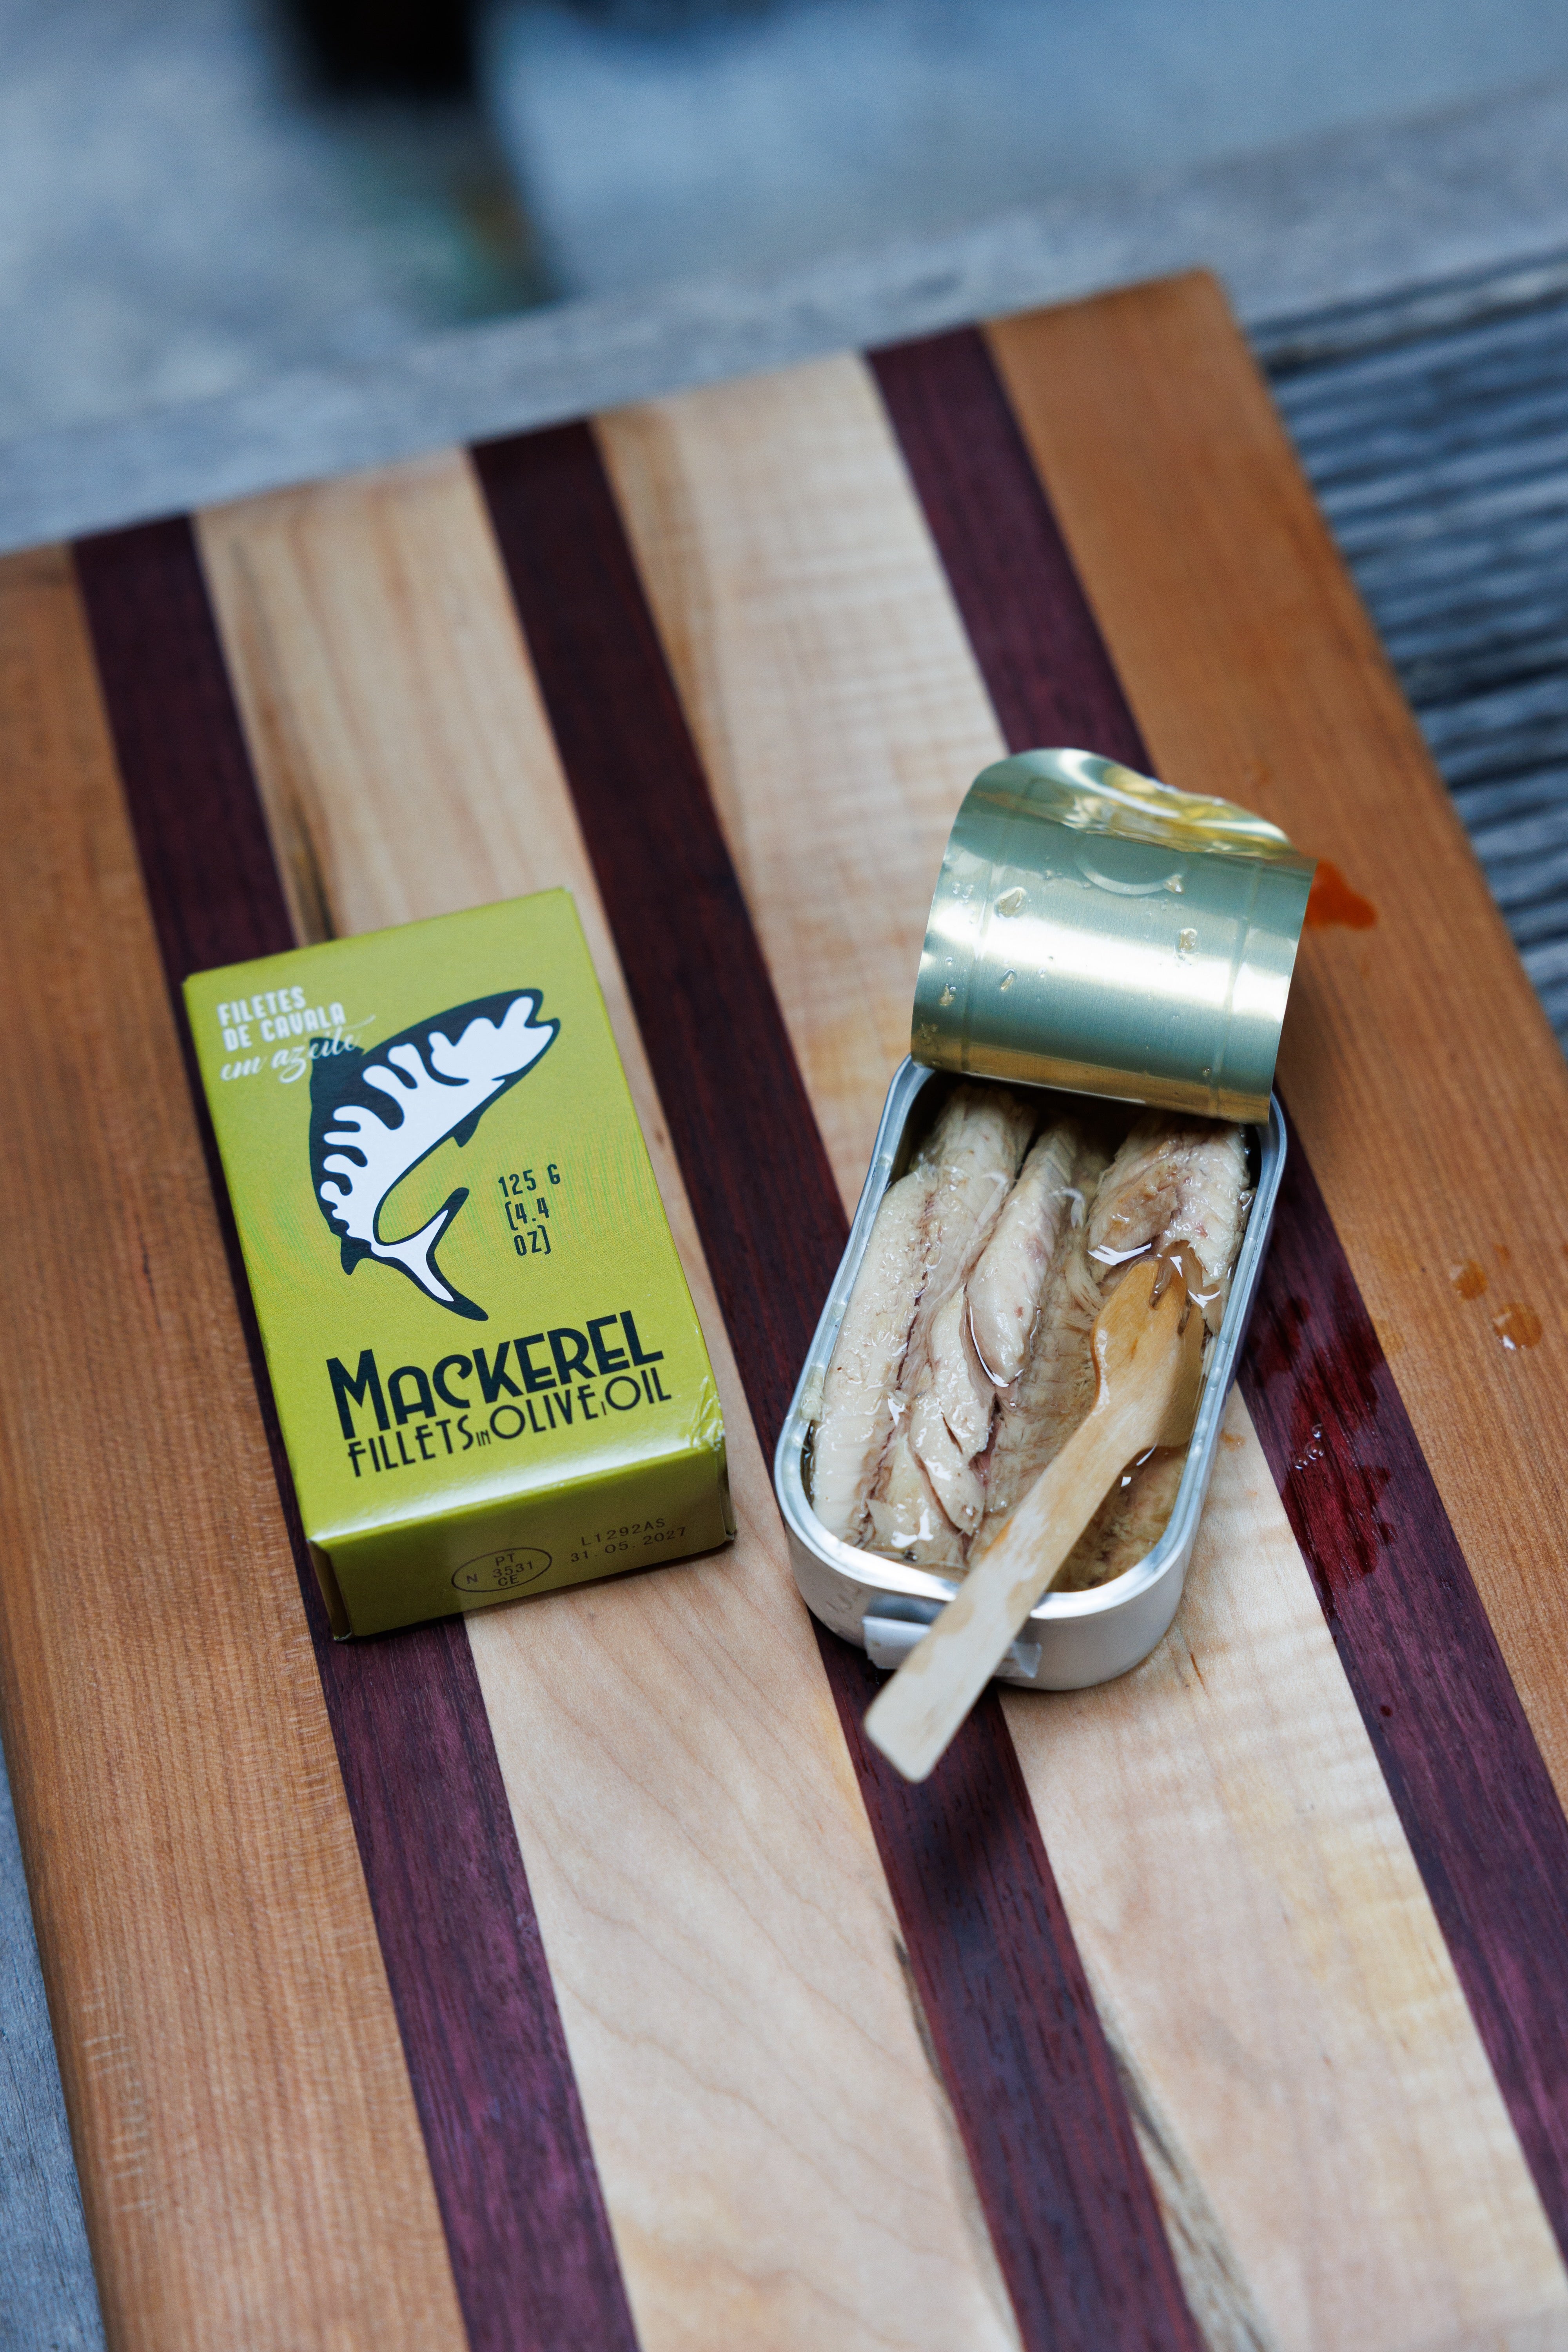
[186, 891, 732, 1637]
[775, 751, 1315, 1690]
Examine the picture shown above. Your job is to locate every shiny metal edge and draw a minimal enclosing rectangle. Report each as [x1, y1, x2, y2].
[911, 750, 1314, 1127]
[773, 1062, 1285, 1692]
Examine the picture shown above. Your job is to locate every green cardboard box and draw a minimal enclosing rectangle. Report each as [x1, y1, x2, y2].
[185, 891, 732, 1635]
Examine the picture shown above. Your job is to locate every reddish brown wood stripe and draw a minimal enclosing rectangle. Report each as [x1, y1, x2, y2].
[474, 421, 1202, 2352]
[73, 516, 640, 2352]
[874, 324, 1568, 2256]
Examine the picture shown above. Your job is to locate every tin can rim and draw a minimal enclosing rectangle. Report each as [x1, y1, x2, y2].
[773, 1058, 1286, 1637]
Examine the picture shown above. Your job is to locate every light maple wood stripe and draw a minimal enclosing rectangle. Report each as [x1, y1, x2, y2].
[986, 278, 1568, 1803]
[0, 544, 465, 2352]
[597, 352, 1568, 2348]
[474, 417, 1200, 2350]
[195, 452, 1021, 2352]
[1007, 1396, 1568, 2352]
[600, 356, 1001, 1215]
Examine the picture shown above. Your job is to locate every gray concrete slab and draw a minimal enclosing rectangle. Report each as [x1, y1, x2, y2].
[487, 0, 1568, 298]
[6, 73, 1568, 555]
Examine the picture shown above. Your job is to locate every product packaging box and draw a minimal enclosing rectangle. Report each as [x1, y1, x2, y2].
[185, 891, 732, 1635]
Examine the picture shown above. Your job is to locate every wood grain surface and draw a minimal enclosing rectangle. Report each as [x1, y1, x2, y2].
[196, 448, 1026, 2352]
[598, 347, 1568, 2346]
[869, 336, 1146, 778]
[1011, 1394, 1568, 2352]
[0, 544, 466, 2352]
[76, 513, 636, 2352]
[599, 356, 1001, 1213]
[987, 279, 1568, 1809]
[873, 319, 1568, 2261]
[1243, 1112, 1568, 2251]
[9, 269, 1568, 2352]
[479, 419, 1203, 2352]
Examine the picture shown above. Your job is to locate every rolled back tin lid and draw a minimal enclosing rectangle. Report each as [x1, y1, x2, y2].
[913, 749, 1316, 1122]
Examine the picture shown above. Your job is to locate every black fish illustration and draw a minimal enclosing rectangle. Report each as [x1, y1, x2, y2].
[310, 991, 558, 1320]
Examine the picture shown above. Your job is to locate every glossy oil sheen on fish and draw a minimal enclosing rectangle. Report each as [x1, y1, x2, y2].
[185, 890, 731, 1635]
[810, 1078, 1253, 1595]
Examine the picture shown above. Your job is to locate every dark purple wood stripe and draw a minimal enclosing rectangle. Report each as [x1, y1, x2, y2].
[1243, 1145, 1568, 2247]
[875, 333, 1149, 769]
[73, 516, 639, 2352]
[873, 323, 1568, 2255]
[474, 423, 1201, 2352]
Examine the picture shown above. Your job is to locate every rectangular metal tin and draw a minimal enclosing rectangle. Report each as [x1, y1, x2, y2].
[186, 890, 732, 1637]
[773, 1061, 1284, 1690]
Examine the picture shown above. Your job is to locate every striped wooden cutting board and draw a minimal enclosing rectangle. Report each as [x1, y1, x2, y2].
[4, 268, 1568, 2352]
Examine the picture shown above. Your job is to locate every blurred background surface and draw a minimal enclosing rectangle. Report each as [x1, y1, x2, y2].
[7, 0, 1568, 442]
[0, 0, 536, 442]
[486, 0, 1568, 295]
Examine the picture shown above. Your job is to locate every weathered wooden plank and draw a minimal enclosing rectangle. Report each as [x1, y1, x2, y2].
[597, 347, 1568, 2347]
[0, 1753, 104, 2352]
[0, 542, 466, 2352]
[196, 448, 1024, 2352]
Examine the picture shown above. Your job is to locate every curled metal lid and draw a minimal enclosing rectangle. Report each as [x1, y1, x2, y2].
[912, 749, 1315, 1122]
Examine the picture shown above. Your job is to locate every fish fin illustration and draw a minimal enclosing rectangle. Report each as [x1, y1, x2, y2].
[310, 1038, 364, 1109]
[340, 1238, 371, 1276]
[452, 1110, 482, 1148]
[372, 1187, 487, 1321]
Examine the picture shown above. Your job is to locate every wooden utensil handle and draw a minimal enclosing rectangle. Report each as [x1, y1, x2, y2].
[864, 1395, 1142, 1783]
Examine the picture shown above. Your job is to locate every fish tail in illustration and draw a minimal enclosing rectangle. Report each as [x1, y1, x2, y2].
[370, 1187, 486, 1321]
